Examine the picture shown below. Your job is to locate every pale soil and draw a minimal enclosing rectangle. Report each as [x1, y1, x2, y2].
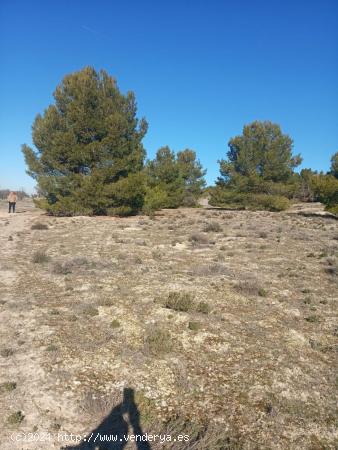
[0, 199, 337, 449]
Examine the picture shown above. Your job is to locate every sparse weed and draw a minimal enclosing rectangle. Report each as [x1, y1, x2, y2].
[32, 250, 50, 264]
[52, 261, 72, 275]
[0, 348, 14, 357]
[235, 279, 266, 297]
[305, 315, 320, 323]
[82, 305, 99, 317]
[189, 233, 209, 245]
[31, 222, 48, 230]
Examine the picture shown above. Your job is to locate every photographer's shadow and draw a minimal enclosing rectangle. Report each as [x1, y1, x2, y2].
[63, 388, 151, 450]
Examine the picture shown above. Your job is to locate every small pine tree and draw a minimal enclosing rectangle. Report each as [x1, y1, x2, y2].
[145, 146, 206, 210]
[177, 149, 206, 206]
[211, 121, 302, 211]
[22, 67, 148, 216]
[217, 121, 302, 187]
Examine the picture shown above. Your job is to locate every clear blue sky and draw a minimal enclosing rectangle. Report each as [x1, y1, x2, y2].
[0, 0, 337, 192]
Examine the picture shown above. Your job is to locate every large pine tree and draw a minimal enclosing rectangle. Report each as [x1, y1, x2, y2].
[22, 67, 148, 216]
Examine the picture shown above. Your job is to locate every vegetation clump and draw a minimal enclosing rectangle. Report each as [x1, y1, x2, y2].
[144, 146, 206, 213]
[0, 382, 17, 393]
[32, 250, 50, 263]
[164, 292, 195, 312]
[110, 319, 121, 328]
[188, 321, 201, 331]
[31, 222, 49, 230]
[189, 233, 209, 245]
[235, 279, 267, 297]
[196, 301, 211, 314]
[210, 121, 300, 211]
[203, 221, 222, 232]
[145, 328, 173, 355]
[7, 411, 24, 425]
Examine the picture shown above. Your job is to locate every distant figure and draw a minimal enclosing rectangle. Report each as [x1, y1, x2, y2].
[7, 191, 17, 213]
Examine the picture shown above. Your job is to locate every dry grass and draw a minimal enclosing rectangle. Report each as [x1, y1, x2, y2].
[0, 199, 337, 449]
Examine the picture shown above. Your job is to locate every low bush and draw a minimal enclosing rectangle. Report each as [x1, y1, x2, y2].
[203, 221, 222, 232]
[142, 186, 168, 216]
[188, 321, 201, 331]
[189, 233, 209, 245]
[7, 411, 24, 425]
[210, 188, 290, 212]
[196, 301, 211, 314]
[52, 261, 72, 275]
[145, 328, 173, 355]
[110, 319, 121, 328]
[0, 348, 14, 357]
[165, 292, 195, 312]
[32, 250, 50, 264]
[0, 381, 16, 393]
[107, 206, 134, 217]
[31, 222, 48, 230]
[235, 279, 266, 297]
[81, 305, 99, 317]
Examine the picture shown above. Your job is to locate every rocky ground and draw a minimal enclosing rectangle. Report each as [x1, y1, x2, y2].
[0, 199, 337, 449]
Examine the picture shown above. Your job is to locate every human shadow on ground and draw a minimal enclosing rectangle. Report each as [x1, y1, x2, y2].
[62, 388, 151, 450]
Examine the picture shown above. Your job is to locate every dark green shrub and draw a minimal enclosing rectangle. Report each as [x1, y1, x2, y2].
[110, 319, 121, 328]
[210, 189, 290, 212]
[0, 382, 16, 393]
[258, 288, 268, 297]
[7, 411, 24, 425]
[188, 321, 201, 331]
[165, 292, 195, 312]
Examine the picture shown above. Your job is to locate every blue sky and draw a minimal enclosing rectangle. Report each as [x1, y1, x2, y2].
[0, 0, 337, 192]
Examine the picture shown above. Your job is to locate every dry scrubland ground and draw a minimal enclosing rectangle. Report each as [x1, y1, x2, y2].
[0, 199, 337, 449]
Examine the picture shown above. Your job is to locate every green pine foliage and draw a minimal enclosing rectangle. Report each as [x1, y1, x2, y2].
[145, 147, 206, 212]
[330, 152, 338, 179]
[210, 121, 302, 211]
[292, 163, 337, 215]
[22, 67, 148, 216]
[304, 171, 338, 214]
